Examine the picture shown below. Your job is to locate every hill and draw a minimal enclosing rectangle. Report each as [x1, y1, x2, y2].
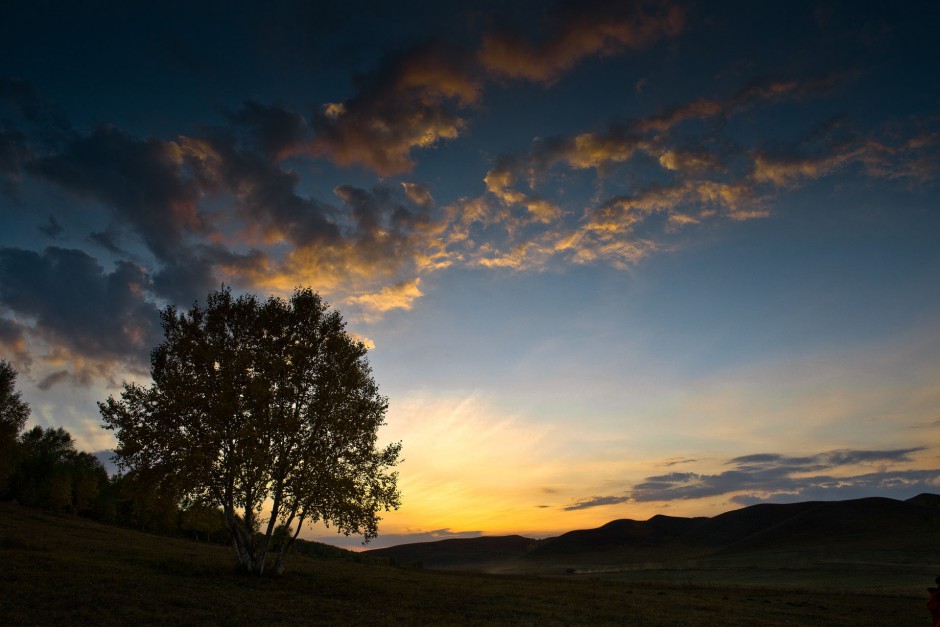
[0, 501, 928, 625]
[363, 534, 538, 569]
[366, 494, 940, 580]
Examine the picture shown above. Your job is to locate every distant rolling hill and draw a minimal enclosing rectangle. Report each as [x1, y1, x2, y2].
[366, 494, 940, 572]
[363, 535, 539, 569]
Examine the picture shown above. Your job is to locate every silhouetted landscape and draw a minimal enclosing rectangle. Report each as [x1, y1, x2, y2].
[2, 494, 937, 625]
[365, 495, 940, 588]
[4, 1, 940, 624]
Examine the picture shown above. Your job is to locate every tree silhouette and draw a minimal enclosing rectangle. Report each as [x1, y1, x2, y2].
[0, 360, 30, 493]
[11, 426, 107, 513]
[100, 286, 401, 575]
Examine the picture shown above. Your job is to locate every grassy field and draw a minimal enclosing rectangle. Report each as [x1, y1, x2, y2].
[0, 502, 933, 626]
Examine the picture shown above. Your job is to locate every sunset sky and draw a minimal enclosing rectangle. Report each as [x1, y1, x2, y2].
[1, 0, 939, 548]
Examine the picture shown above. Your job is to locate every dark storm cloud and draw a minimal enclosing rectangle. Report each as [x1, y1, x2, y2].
[0, 247, 161, 368]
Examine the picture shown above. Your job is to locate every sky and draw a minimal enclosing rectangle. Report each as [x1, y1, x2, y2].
[1, 0, 939, 549]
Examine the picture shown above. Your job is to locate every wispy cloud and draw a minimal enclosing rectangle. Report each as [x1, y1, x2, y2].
[564, 447, 938, 511]
[564, 495, 631, 511]
[479, 0, 684, 84]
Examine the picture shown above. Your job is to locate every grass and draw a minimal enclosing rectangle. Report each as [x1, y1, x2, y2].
[0, 502, 933, 626]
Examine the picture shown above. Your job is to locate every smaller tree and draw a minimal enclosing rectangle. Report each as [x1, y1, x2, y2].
[12, 426, 79, 511]
[0, 359, 30, 492]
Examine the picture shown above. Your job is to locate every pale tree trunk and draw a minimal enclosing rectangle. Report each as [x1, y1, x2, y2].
[224, 506, 259, 573]
[274, 514, 304, 576]
[256, 483, 285, 575]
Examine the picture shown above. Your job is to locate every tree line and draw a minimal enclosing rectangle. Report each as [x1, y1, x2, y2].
[0, 359, 227, 540]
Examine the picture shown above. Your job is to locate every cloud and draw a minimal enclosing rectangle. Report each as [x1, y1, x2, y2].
[753, 134, 940, 188]
[239, 182, 452, 304]
[348, 333, 376, 350]
[348, 278, 423, 317]
[402, 182, 434, 209]
[227, 100, 310, 159]
[0, 127, 30, 195]
[30, 126, 205, 260]
[0, 247, 161, 376]
[627, 447, 934, 503]
[479, 0, 684, 84]
[311, 43, 481, 175]
[37, 215, 63, 239]
[565, 447, 938, 514]
[0, 316, 31, 368]
[631, 76, 845, 135]
[457, 77, 938, 277]
[305, 2, 686, 175]
[563, 495, 631, 511]
[36, 369, 69, 391]
[0, 77, 70, 132]
[660, 457, 700, 467]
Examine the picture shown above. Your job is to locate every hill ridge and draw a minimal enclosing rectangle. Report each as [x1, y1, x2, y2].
[365, 494, 940, 571]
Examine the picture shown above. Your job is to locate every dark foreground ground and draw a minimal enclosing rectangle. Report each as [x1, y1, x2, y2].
[0, 503, 932, 626]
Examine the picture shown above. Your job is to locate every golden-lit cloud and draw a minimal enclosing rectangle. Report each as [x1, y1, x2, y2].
[658, 149, 721, 173]
[348, 333, 376, 350]
[401, 182, 434, 208]
[479, 1, 684, 84]
[302, 3, 687, 175]
[347, 278, 423, 315]
[310, 45, 481, 175]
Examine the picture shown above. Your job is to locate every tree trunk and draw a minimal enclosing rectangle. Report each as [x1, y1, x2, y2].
[224, 507, 260, 574]
[273, 514, 304, 576]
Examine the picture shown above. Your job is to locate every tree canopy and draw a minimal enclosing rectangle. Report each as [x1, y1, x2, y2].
[99, 286, 401, 575]
[0, 359, 30, 488]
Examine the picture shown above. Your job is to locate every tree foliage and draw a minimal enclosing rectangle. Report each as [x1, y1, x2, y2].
[0, 359, 30, 489]
[99, 286, 401, 575]
[9, 426, 108, 513]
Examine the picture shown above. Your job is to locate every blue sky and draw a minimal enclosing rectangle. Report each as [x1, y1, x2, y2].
[1, 0, 939, 547]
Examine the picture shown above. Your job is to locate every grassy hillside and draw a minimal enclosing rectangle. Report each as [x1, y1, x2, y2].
[0, 502, 934, 625]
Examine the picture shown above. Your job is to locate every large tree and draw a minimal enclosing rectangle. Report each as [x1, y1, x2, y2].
[100, 287, 401, 575]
